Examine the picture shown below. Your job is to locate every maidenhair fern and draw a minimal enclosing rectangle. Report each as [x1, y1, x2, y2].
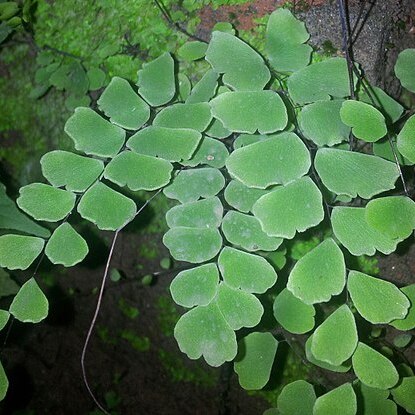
[1, 7, 415, 414]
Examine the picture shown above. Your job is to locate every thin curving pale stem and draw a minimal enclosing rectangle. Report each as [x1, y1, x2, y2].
[81, 189, 162, 414]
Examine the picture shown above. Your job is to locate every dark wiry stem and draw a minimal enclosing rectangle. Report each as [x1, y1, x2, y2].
[338, 0, 356, 151]
[153, 0, 207, 43]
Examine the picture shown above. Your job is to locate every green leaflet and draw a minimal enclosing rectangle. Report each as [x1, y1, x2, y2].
[277, 380, 316, 415]
[234, 332, 278, 390]
[137, 52, 175, 106]
[185, 70, 218, 104]
[182, 136, 229, 168]
[87, 67, 106, 90]
[373, 137, 413, 166]
[298, 100, 350, 147]
[287, 238, 346, 305]
[177, 41, 207, 61]
[0, 310, 10, 331]
[394, 48, 415, 93]
[253, 176, 324, 239]
[233, 133, 269, 149]
[0, 235, 42, 273]
[153, 102, 212, 132]
[356, 383, 397, 415]
[104, 151, 173, 191]
[65, 95, 91, 112]
[263, 252, 299, 293]
[347, 271, 410, 324]
[170, 263, 219, 308]
[264, 248, 287, 270]
[221, 210, 282, 252]
[67, 61, 89, 96]
[216, 283, 263, 330]
[391, 376, 415, 414]
[331, 207, 399, 256]
[365, 196, 415, 240]
[0, 183, 50, 238]
[0, 269, 19, 298]
[46, 64, 66, 89]
[77, 182, 136, 231]
[336, 194, 353, 203]
[166, 197, 223, 229]
[218, 247, 277, 294]
[0, 1, 19, 20]
[64, 107, 125, 158]
[359, 85, 404, 124]
[390, 284, 415, 330]
[340, 100, 387, 142]
[393, 333, 412, 348]
[311, 304, 358, 366]
[174, 301, 237, 367]
[178, 73, 191, 101]
[217, 85, 231, 94]
[97, 76, 150, 130]
[127, 126, 202, 162]
[352, 342, 399, 390]
[205, 118, 232, 139]
[224, 180, 270, 213]
[45, 61, 89, 97]
[314, 148, 399, 199]
[45, 223, 88, 267]
[163, 227, 222, 263]
[313, 383, 357, 415]
[0, 21, 13, 42]
[305, 335, 352, 373]
[265, 8, 312, 72]
[0, 361, 8, 401]
[210, 91, 288, 134]
[212, 22, 235, 35]
[226, 132, 309, 188]
[273, 288, 315, 334]
[399, 363, 415, 377]
[163, 168, 225, 203]
[17, 183, 75, 222]
[205, 31, 270, 91]
[287, 58, 352, 104]
[9, 278, 48, 323]
[397, 114, 415, 163]
[41, 150, 104, 193]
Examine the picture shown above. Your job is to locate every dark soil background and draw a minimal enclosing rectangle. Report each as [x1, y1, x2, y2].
[0, 211, 278, 414]
[0, 1, 414, 414]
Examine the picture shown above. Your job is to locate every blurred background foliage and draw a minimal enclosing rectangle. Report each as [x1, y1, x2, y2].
[0, 0, 271, 187]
